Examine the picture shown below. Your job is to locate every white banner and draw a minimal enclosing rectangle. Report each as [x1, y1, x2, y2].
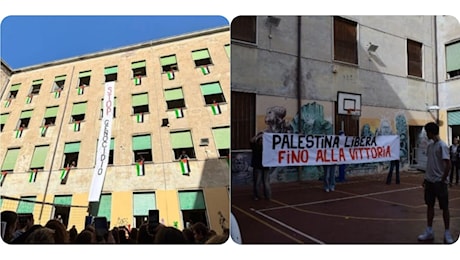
[88, 81, 115, 202]
[262, 133, 400, 167]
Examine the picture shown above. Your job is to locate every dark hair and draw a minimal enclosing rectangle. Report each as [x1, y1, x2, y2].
[424, 122, 439, 135]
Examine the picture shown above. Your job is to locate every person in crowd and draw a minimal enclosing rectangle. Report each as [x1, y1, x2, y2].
[449, 137, 459, 186]
[417, 122, 454, 244]
[154, 225, 186, 244]
[68, 225, 78, 243]
[182, 227, 196, 243]
[137, 223, 154, 244]
[10, 213, 34, 242]
[191, 222, 212, 244]
[74, 229, 96, 244]
[0, 210, 18, 243]
[323, 164, 336, 192]
[250, 132, 271, 200]
[386, 159, 400, 185]
[45, 219, 69, 243]
[24, 227, 55, 244]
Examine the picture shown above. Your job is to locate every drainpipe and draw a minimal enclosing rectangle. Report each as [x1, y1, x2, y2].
[434, 16, 440, 124]
[38, 66, 75, 224]
[297, 16, 302, 181]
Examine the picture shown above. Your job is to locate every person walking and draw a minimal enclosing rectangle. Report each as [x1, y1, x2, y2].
[250, 132, 271, 200]
[386, 159, 400, 184]
[417, 122, 454, 244]
[449, 137, 459, 186]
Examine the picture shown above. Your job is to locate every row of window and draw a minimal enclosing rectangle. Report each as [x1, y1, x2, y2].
[0, 190, 208, 229]
[1, 127, 230, 172]
[0, 81, 226, 132]
[5, 45, 230, 101]
[231, 16, 460, 79]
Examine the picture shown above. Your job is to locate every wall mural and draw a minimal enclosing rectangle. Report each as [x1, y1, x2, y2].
[231, 103, 411, 186]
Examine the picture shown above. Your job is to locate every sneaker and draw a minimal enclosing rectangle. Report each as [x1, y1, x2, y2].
[444, 231, 454, 244]
[325, 188, 330, 192]
[330, 187, 335, 191]
[418, 229, 434, 241]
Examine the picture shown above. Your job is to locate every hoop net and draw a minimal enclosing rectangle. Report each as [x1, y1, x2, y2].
[347, 109, 361, 120]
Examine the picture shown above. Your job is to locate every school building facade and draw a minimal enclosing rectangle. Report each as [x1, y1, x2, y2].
[0, 26, 231, 232]
[230, 16, 460, 186]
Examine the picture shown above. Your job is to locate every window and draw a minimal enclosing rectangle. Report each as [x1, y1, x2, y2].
[96, 194, 112, 222]
[231, 16, 256, 44]
[132, 93, 149, 114]
[43, 106, 58, 126]
[170, 131, 196, 159]
[160, 55, 178, 72]
[192, 49, 212, 67]
[104, 66, 118, 82]
[79, 70, 91, 86]
[1, 147, 20, 171]
[164, 87, 185, 110]
[212, 126, 230, 157]
[179, 190, 208, 227]
[30, 79, 43, 95]
[63, 142, 80, 167]
[18, 109, 33, 128]
[100, 97, 117, 118]
[132, 60, 147, 78]
[133, 192, 156, 228]
[200, 82, 226, 104]
[53, 195, 72, 228]
[446, 40, 460, 79]
[334, 16, 358, 64]
[9, 83, 21, 98]
[407, 39, 423, 78]
[52, 75, 66, 92]
[0, 113, 8, 132]
[71, 102, 87, 122]
[17, 196, 36, 214]
[30, 145, 49, 171]
[231, 91, 256, 150]
[132, 134, 152, 162]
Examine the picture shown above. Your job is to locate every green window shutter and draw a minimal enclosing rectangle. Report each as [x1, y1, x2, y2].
[200, 82, 222, 95]
[30, 145, 49, 168]
[132, 135, 152, 150]
[20, 110, 33, 119]
[160, 55, 177, 66]
[448, 111, 460, 125]
[131, 60, 146, 69]
[1, 148, 20, 171]
[170, 131, 193, 149]
[71, 102, 87, 115]
[54, 75, 66, 82]
[164, 88, 184, 101]
[224, 44, 230, 58]
[179, 191, 205, 210]
[110, 138, 115, 150]
[97, 194, 112, 220]
[192, 49, 210, 60]
[10, 83, 21, 91]
[53, 195, 72, 206]
[104, 66, 118, 75]
[132, 93, 149, 106]
[44, 106, 59, 118]
[0, 113, 9, 124]
[212, 127, 230, 149]
[79, 70, 92, 77]
[446, 41, 460, 72]
[64, 142, 81, 153]
[32, 79, 43, 85]
[17, 196, 36, 214]
[133, 192, 156, 215]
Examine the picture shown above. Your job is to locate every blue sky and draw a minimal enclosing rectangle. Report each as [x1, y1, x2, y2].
[0, 16, 229, 69]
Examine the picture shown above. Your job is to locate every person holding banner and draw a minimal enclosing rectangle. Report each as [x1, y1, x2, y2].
[323, 164, 336, 192]
[417, 122, 454, 244]
[250, 132, 271, 200]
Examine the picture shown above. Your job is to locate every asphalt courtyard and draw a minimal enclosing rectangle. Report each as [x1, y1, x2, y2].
[231, 170, 460, 244]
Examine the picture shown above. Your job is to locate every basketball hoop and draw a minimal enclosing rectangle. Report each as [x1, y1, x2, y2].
[347, 109, 361, 120]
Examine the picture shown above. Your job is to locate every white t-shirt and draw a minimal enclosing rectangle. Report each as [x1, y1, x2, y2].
[425, 139, 450, 183]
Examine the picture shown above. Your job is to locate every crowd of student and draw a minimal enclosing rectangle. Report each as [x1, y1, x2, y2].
[1, 210, 229, 244]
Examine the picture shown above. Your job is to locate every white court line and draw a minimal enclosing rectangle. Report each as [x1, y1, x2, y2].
[258, 186, 421, 212]
[250, 207, 326, 244]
